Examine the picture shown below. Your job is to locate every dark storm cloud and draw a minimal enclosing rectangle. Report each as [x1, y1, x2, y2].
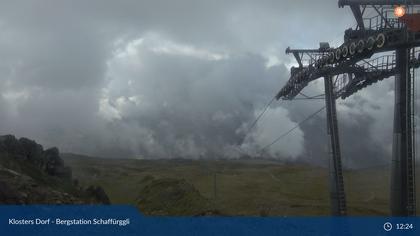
[0, 0, 414, 167]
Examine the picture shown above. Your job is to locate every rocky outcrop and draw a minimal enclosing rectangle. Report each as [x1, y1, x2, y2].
[44, 147, 72, 179]
[0, 135, 71, 180]
[19, 137, 44, 166]
[85, 186, 111, 204]
[0, 167, 84, 204]
[0, 135, 26, 159]
[0, 134, 110, 205]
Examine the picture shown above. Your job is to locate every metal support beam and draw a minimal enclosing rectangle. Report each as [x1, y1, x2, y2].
[324, 76, 347, 216]
[292, 52, 303, 68]
[350, 4, 365, 30]
[391, 48, 416, 216]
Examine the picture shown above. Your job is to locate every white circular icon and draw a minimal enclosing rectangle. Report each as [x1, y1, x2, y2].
[383, 222, 393, 232]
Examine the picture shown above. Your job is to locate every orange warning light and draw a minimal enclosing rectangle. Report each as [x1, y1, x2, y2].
[394, 5, 406, 18]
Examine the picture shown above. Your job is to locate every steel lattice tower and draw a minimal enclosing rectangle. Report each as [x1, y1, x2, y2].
[277, 0, 420, 216]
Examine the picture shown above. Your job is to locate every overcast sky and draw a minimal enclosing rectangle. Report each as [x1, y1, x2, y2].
[0, 0, 418, 168]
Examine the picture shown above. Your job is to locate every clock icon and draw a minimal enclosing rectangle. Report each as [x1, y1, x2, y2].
[384, 222, 393, 231]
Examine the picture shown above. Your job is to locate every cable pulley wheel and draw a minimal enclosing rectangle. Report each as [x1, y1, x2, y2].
[349, 42, 356, 55]
[357, 40, 364, 53]
[335, 48, 341, 60]
[376, 33, 386, 48]
[366, 37, 375, 50]
[341, 45, 348, 58]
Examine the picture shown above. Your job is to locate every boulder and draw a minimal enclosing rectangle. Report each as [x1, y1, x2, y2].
[0, 135, 25, 159]
[44, 147, 65, 176]
[18, 137, 44, 166]
[85, 186, 111, 204]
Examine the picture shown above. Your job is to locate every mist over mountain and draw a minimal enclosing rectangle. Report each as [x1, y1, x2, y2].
[0, 0, 418, 168]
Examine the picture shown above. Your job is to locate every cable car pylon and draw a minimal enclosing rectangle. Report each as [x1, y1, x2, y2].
[276, 0, 420, 216]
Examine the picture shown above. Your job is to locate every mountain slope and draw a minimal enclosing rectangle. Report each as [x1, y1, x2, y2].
[63, 153, 420, 216]
[0, 135, 109, 204]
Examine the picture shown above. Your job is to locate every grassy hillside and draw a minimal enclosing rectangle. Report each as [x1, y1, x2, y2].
[63, 153, 420, 216]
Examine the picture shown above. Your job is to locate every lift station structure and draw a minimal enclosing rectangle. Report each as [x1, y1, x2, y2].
[276, 0, 420, 216]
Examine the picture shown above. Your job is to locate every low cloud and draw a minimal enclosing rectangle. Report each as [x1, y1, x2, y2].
[0, 0, 416, 168]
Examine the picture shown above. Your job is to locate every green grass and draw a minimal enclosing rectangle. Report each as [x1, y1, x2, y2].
[62, 153, 420, 216]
